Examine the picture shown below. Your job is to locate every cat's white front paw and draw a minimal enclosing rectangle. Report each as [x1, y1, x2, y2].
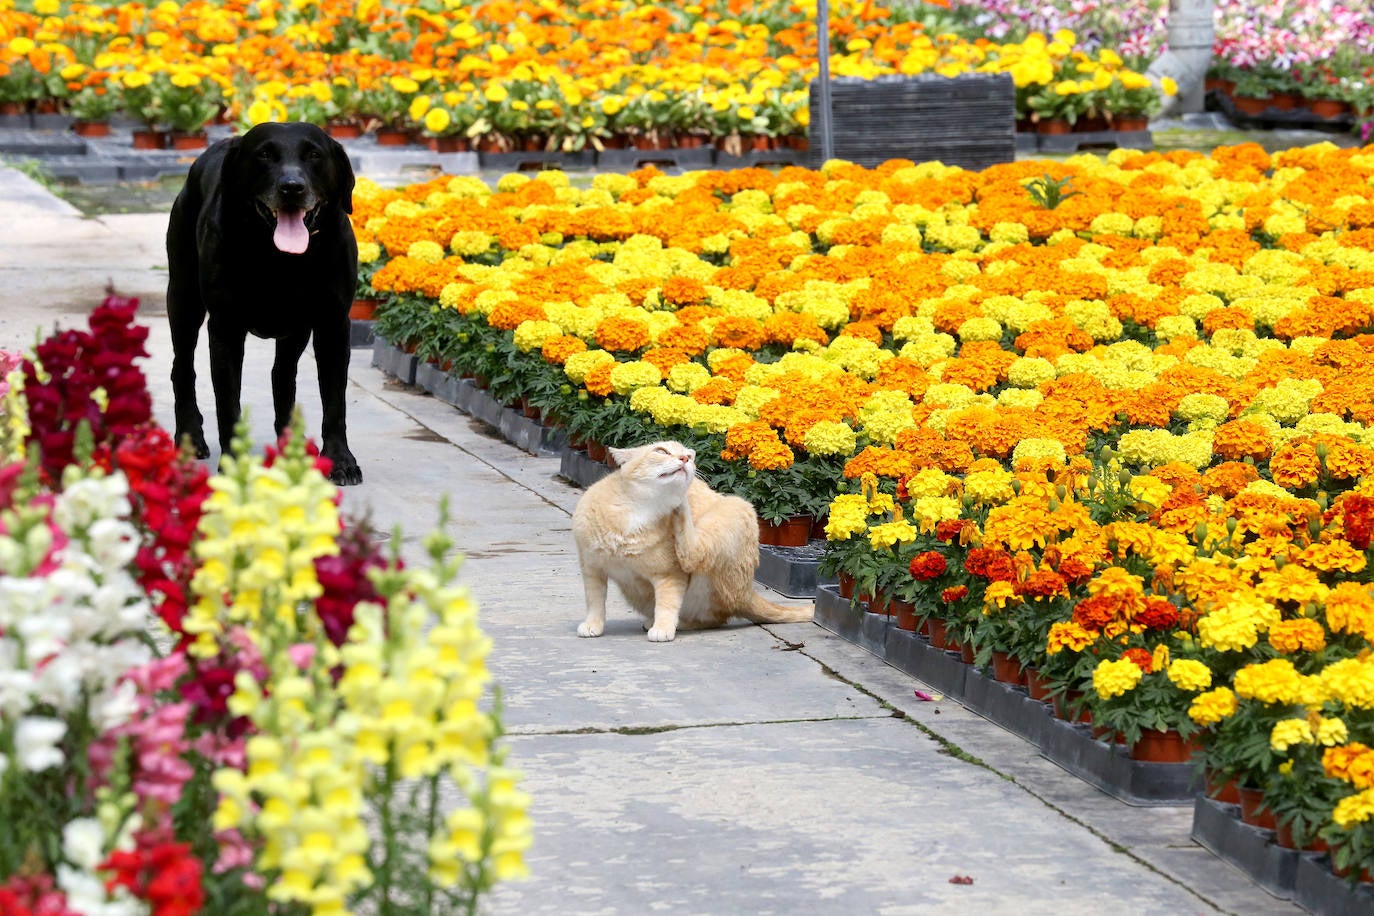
[646, 625, 677, 642]
[577, 620, 604, 637]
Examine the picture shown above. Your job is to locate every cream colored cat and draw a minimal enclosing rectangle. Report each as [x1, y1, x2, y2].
[571, 441, 814, 642]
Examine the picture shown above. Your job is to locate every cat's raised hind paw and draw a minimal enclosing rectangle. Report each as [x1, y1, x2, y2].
[577, 621, 604, 637]
[646, 625, 677, 642]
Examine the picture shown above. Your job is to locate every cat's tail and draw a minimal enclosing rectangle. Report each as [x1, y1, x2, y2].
[740, 592, 814, 624]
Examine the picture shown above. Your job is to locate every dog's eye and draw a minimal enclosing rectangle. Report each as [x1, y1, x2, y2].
[256, 147, 275, 161]
[303, 148, 322, 162]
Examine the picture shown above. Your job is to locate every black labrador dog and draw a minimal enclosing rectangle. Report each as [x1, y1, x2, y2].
[166, 121, 362, 485]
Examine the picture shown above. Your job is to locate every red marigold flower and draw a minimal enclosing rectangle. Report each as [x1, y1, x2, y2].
[1017, 569, 1068, 599]
[941, 585, 969, 603]
[1136, 597, 1181, 630]
[909, 551, 948, 581]
[1123, 647, 1153, 673]
[1072, 594, 1118, 631]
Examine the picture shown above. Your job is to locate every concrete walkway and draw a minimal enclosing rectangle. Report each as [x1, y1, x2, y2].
[0, 164, 1298, 915]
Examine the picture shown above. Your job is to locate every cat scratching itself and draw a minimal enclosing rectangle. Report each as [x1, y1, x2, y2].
[571, 441, 814, 642]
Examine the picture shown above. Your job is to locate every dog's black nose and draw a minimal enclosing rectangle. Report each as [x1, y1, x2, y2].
[278, 176, 307, 198]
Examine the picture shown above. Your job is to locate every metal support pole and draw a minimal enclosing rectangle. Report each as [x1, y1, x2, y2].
[816, 0, 835, 162]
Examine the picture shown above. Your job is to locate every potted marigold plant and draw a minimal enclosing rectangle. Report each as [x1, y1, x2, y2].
[1085, 640, 1213, 761]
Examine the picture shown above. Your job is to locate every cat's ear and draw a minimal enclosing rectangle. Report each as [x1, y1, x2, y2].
[608, 446, 634, 467]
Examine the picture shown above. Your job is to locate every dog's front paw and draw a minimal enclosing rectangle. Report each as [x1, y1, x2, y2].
[176, 428, 210, 460]
[576, 620, 604, 638]
[322, 443, 363, 486]
[646, 625, 677, 642]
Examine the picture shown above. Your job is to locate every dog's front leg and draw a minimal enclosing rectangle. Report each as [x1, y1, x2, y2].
[312, 314, 362, 486]
[207, 320, 247, 461]
[167, 290, 209, 459]
[271, 331, 311, 439]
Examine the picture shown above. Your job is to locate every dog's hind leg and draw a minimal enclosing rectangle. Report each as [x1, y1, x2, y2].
[207, 322, 248, 461]
[271, 331, 311, 439]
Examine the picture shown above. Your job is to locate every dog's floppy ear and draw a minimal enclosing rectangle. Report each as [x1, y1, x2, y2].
[328, 136, 355, 214]
[217, 135, 244, 188]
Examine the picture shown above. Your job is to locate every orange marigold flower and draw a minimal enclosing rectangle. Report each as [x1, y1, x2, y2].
[488, 300, 548, 331]
[641, 347, 690, 375]
[692, 377, 740, 405]
[595, 315, 651, 353]
[1211, 420, 1274, 463]
[583, 361, 616, 398]
[722, 420, 776, 461]
[1268, 618, 1327, 654]
[1270, 440, 1322, 491]
[843, 446, 919, 480]
[660, 276, 708, 306]
[711, 316, 767, 350]
[657, 324, 710, 355]
[542, 334, 588, 365]
[748, 437, 795, 471]
[1200, 461, 1262, 498]
[764, 312, 829, 347]
[710, 351, 756, 383]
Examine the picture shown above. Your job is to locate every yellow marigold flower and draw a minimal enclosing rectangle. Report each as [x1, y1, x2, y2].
[1189, 687, 1238, 726]
[1093, 658, 1143, 699]
[1270, 718, 1314, 753]
[608, 360, 661, 397]
[1267, 618, 1326, 654]
[512, 320, 561, 354]
[1320, 657, 1374, 709]
[1166, 659, 1212, 692]
[1046, 621, 1094, 654]
[983, 580, 1018, 611]
[1233, 658, 1307, 705]
[1334, 788, 1374, 829]
[1316, 716, 1349, 747]
[824, 494, 871, 541]
[868, 518, 918, 550]
[802, 420, 856, 458]
[1196, 603, 1261, 653]
[450, 230, 494, 257]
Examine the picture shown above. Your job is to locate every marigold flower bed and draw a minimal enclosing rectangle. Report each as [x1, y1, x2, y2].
[362, 141, 1374, 880]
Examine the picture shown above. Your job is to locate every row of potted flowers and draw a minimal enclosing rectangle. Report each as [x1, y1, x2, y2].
[0, 296, 530, 912]
[351, 139, 1374, 877]
[0, 0, 1175, 145]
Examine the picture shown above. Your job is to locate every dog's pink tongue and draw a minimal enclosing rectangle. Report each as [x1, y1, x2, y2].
[273, 209, 309, 254]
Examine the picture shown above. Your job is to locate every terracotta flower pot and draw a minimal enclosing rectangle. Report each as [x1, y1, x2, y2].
[1111, 115, 1150, 132]
[837, 572, 856, 600]
[1036, 117, 1072, 135]
[350, 298, 379, 321]
[1091, 723, 1126, 745]
[891, 599, 917, 632]
[1237, 785, 1277, 830]
[1308, 98, 1350, 119]
[1024, 667, 1054, 702]
[1128, 729, 1197, 764]
[1074, 114, 1108, 133]
[427, 135, 471, 153]
[865, 591, 891, 616]
[170, 131, 208, 151]
[131, 129, 167, 150]
[1205, 769, 1240, 805]
[327, 122, 362, 139]
[72, 120, 111, 138]
[586, 440, 608, 463]
[759, 515, 811, 548]
[926, 617, 950, 650]
[375, 128, 412, 146]
[1231, 95, 1270, 116]
[991, 650, 1026, 686]
[1275, 819, 1328, 853]
[1268, 92, 1300, 111]
[959, 643, 975, 665]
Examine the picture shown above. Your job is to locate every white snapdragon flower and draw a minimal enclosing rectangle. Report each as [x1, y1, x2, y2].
[14, 715, 67, 771]
[63, 817, 106, 870]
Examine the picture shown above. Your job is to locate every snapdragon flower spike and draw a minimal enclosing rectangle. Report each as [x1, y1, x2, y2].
[21, 292, 151, 483]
